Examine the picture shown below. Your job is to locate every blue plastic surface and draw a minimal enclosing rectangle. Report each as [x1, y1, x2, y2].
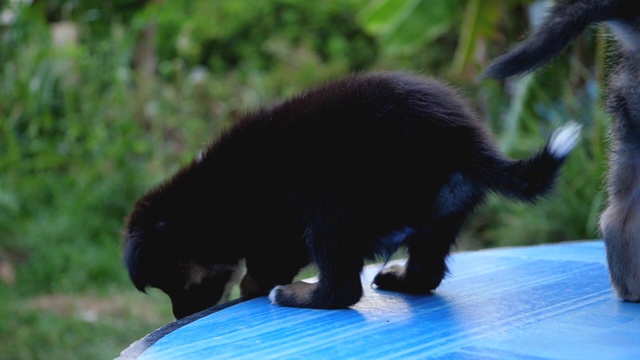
[121, 240, 640, 359]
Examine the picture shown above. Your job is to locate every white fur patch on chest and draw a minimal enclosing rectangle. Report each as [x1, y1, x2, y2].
[218, 259, 246, 305]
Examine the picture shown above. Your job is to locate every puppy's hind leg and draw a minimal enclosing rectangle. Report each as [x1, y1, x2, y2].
[600, 157, 640, 302]
[374, 173, 479, 294]
[373, 216, 462, 294]
[599, 20, 640, 302]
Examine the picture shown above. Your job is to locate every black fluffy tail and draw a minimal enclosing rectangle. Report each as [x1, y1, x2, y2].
[483, 0, 638, 79]
[487, 122, 581, 202]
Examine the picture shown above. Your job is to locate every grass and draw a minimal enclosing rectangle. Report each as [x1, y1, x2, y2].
[0, 286, 173, 360]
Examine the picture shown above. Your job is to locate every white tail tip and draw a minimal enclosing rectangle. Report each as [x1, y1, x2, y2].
[548, 121, 581, 158]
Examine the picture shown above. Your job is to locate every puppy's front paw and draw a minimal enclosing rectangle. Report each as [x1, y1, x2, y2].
[608, 260, 640, 302]
[611, 280, 640, 302]
[269, 281, 318, 308]
[268, 285, 283, 304]
[601, 214, 640, 303]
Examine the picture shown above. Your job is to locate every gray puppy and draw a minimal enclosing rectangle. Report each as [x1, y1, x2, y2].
[484, 0, 640, 302]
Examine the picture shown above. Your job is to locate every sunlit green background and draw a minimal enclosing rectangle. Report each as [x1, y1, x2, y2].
[0, 0, 608, 358]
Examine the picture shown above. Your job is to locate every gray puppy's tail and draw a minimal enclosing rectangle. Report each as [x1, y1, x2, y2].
[482, 0, 640, 80]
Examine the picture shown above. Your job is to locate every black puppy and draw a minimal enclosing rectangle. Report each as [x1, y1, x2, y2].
[123, 71, 580, 319]
[484, 0, 640, 302]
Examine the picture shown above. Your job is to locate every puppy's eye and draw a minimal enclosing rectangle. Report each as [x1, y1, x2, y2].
[155, 221, 167, 231]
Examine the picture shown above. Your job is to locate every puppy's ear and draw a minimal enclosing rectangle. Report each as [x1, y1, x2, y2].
[123, 233, 150, 292]
[123, 220, 167, 293]
[155, 221, 167, 232]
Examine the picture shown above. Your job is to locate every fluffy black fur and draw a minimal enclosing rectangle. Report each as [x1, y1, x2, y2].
[123, 71, 578, 319]
[483, 0, 640, 302]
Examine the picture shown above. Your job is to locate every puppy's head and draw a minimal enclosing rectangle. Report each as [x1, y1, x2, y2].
[122, 171, 245, 319]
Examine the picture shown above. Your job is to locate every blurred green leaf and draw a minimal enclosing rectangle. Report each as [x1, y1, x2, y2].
[359, 0, 462, 54]
[358, 0, 421, 35]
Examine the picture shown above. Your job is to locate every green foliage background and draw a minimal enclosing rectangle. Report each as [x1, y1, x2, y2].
[0, 0, 609, 358]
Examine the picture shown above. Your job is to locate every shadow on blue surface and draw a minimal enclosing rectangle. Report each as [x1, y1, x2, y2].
[118, 240, 640, 359]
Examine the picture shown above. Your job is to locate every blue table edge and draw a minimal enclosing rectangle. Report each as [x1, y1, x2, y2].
[117, 239, 616, 359]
